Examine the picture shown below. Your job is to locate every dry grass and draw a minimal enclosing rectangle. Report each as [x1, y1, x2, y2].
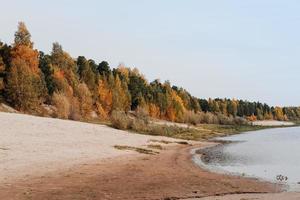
[149, 139, 173, 144]
[149, 139, 189, 145]
[147, 144, 163, 150]
[113, 145, 158, 155]
[110, 111, 272, 141]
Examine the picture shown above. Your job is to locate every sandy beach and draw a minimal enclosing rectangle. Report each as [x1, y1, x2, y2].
[0, 112, 299, 199]
[0, 112, 187, 184]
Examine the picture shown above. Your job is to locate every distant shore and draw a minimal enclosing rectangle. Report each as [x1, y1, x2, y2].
[251, 120, 295, 126]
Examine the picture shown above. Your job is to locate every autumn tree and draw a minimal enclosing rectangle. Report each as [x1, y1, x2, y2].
[14, 22, 33, 47]
[50, 43, 78, 96]
[6, 60, 37, 110]
[6, 22, 46, 111]
[170, 90, 186, 121]
[96, 77, 113, 119]
[112, 74, 131, 111]
[227, 100, 238, 117]
[274, 107, 285, 121]
[177, 88, 191, 110]
[148, 103, 160, 118]
[75, 83, 93, 119]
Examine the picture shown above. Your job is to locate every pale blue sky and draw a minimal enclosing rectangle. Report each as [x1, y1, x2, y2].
[1, 0, 299, 106]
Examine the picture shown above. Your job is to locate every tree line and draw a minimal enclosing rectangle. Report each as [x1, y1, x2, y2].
[0, 22, 299, 123]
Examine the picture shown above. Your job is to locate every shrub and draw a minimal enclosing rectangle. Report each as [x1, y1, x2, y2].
[147, 124, 191, 137]
[217, 113, 234, 125]
[69, 97, 81, 120]
[183, 110, 200, 125]
[52, 92, 70, 119]
[233, 116, 247, 125]
[110, 110, 132, 130]
[203, 112, 215, 124]
[130, 118, 148, 132]
[134, 106, 150, 124]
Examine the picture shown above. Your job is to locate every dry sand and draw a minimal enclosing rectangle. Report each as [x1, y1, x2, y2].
[0, 112, 299, 199]
[0, 111, 186, 184]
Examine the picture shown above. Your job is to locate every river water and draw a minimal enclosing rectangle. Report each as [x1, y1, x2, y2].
[195, 127, 300, 191]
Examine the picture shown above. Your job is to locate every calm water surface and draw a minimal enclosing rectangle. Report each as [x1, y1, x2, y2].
[196, 127, 300, 191]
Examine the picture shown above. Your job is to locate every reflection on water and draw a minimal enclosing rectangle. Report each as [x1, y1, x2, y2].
[196, 127, 300, 191]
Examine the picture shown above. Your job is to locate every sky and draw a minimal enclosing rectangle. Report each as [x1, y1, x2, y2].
[0, 0, 299, 106]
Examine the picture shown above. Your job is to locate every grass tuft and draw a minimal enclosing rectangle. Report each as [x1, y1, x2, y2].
[147, 144, 163, 150]
[114, 145, 158, 155]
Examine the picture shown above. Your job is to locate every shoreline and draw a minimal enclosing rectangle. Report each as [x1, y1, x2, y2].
[1, 112, 299, 199]
[0, 144, 279, 200]
[191, 142, 288, 191]
[190, 136, 300, 199]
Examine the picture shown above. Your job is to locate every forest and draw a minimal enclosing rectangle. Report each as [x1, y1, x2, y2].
[0, 22, 299, 125]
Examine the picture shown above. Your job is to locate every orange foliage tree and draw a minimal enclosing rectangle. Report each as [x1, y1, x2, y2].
[148, 103, 160, 118]
[6, 22, 46, 111]
[97, 78, 113, 119]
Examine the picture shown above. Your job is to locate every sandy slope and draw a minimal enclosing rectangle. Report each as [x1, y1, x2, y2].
[0, 112, 186, 184]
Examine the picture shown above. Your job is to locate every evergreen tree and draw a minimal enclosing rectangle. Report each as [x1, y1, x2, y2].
[77, 56, 97, 95]
[98, 61, 111, 75]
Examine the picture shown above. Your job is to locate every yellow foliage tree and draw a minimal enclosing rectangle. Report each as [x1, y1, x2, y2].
[112, 75, 131, 111]
[170, 90, 186, 121]
[117, 64, 129, 82]
[274, 107, 285, 121]
[166, 106, 176, 122]
[76, 83, 93, 119]
[97, 79, 113, 119]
